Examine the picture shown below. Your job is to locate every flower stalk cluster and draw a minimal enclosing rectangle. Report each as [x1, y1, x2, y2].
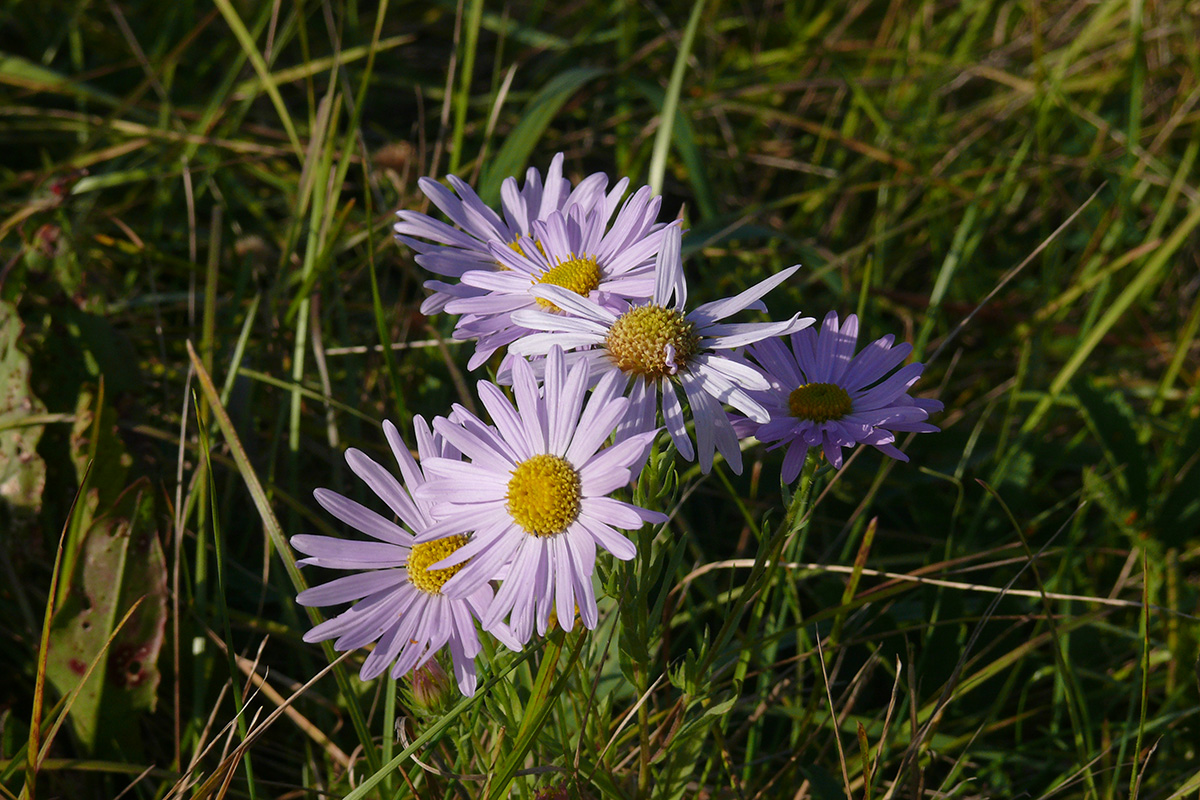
[292, 155, 943, 697]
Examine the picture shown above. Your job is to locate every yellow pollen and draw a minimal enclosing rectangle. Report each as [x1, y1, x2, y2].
[604, 305, 700, 379]
[533, 255, 602, 312]
[506, 454, 581, 538]
[788, 382, 853, 423]
[406, 535, 471, 595]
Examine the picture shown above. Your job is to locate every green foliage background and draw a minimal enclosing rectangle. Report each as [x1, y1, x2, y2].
[1, 0, 1198, 797]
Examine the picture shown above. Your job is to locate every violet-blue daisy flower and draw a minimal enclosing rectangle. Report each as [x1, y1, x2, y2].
[506, 225, 813, 474]
[445, 194, 674, 369]
[735, 311, 943, 482]
[413, 346, 667, 644]
[293, 417, 520, 696]
[393, 153, 631, 317]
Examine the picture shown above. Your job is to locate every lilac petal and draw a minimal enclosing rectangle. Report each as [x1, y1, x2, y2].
[553, 536, 576, 633]
[576, 514, 637, 561]
[413, 501, 508, 542]
[449, 635, 478, 696]
[344, 449, 423, 531]
[652, 224, 685, 307]
[441, 527, 521, 598]
[689, 265, 801, 326]
[579, 433, 654, 494]
[614, 376, 654, 442]
[780, 442, 810, 483]
[297, 570, 407, 606]
[464, 385, 530, 462]
[680, 371, 720, 473]
[566, 533, 599, 629]
[312, 489, 414, 545]
[564, 395, 629, 464]
[702, 315, 815, 350]
[291, 535, 409, 569]
[854, 363, 925, 410]
[661, 379, 694, 461]
[583, 496, 665, 528]
[747, 338, 802, 389]
[840, 336, 908, 390]
[528, 285, 618, 324]
[509, 356, 548, 452]
[549, 354, 589, 454]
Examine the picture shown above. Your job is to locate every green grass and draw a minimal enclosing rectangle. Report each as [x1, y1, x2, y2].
[2, 0, 1199, 798]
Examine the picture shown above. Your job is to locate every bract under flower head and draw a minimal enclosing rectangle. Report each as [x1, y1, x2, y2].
[734, 310, 943, 482]
[292, 417, 519, 696]
[507, 226, 814, 474]
[443, 191, 672, 370]
[392, 153, 633, 320]
[413, 347, 667, 644]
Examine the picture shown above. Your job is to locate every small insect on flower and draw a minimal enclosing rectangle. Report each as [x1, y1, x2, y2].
[508, 225, 813, 474]
[413, 346, 668, 645]
[733, 310, 943, 482]
[292, 417, 519, 697]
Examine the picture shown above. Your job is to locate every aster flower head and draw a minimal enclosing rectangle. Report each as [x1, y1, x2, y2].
[292, 417, 520, 697]
[507, 225, 814, 474]
[413, 346, 668, 645]
[445, 192, 674, 369]
[736, 310, 943, 482]
[393, 153, 634, 318]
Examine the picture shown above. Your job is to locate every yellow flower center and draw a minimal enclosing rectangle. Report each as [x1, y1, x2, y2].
[406, 535, 471, 594]
[533, 255, 602, 312]
[506, 454, 582, 537]
[604, 305, 700, 379]
[788, 382, 853, 422]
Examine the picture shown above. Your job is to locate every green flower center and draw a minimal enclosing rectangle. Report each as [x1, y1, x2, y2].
[406, 535, 471, 594]
[533, 255, 602, 312]
[506, 454, 582, 537]
[604, 305, 700, 379]
[787, 382, 853, 422]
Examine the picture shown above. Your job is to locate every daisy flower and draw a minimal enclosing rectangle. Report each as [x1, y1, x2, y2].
[413, 347, 667, 644]
[445, 193, 674, 369]
[506, 225, 813, 474]
[735, 311, 943, 482]
[293, 417, 520, 696]
[393, 153, 631, 317]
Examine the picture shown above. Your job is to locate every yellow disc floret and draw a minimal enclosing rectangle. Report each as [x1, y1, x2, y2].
[787, 382, 853, 423]
[604, 305, 700, 379]
[406, 535, 471, 595]
[533, 255, 602, 311]
[506, 454, 582, 537]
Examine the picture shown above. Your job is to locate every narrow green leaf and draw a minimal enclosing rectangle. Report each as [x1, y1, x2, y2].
[647, 0, 708, 197]
[478, 67, 608, 204]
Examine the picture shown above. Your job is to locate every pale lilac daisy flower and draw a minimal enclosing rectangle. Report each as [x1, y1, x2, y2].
[506, 226, 813, 474]
[393, 153, 631, 318]
[413, 347, 667, 644]
[734, 311, 943, 482]
[445, 195, 674, 369]
[293, 417, 520, 696]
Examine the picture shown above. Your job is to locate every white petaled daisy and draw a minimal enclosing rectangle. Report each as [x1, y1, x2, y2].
[507, 226, 813, 474]
[734, 311, 943, 482]
[445, 194, 674, 369]
[393, 153, 631, 318]
[413, 347, 667, 644]
[293, 417, 520, 696]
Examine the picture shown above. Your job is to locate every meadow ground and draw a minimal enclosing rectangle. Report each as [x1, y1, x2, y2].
[2, 1, 1199, 798]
